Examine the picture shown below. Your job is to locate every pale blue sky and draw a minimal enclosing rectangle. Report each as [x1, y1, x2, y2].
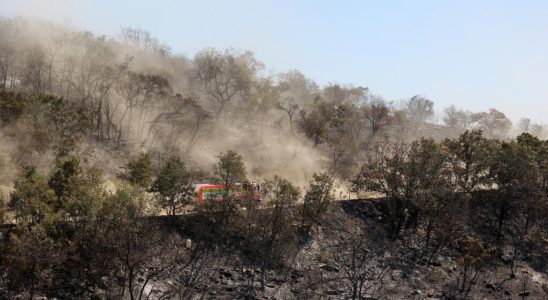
[1, 0, 547, 123]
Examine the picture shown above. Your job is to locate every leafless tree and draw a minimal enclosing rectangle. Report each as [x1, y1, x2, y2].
[363, 95, 389, 134]
[0, 17, 20, 91]
[161, 242, 220, 300]
[193, 48, 261, 118]
[443, 105, 472, 132]
[278, 96, 300, 135]
[406, 95, 434, 127]
[517, 117, 531, 134]
[149, 94, 211, 153]
[339, 229, 391, 300]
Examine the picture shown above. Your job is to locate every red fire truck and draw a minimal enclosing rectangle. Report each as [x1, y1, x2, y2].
[193, 182, 261, 205]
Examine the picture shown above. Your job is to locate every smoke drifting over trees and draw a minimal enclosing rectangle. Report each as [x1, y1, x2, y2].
[0, 17, 545, 190]
[0, 16, 546, 299]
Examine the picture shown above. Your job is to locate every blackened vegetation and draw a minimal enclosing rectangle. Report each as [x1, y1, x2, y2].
[0, 131, 546, 299]
[0, 17, 546, 299]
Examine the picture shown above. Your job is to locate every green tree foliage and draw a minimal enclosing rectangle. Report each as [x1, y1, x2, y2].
[351, 140, 413, 239]
[404, 139, 456, 247]
[490, 139, 543, 236]
[40, 95, 91, 156]
[0, 90, 25, 124]
[3, 223, 62, 298]
[5, 166, 64, 296]
[44, 166, 107, 287]
[9, 166, 56, 227]
[3, 159, 169, 298]
[126, 152, 155, 189]
[63, 166, 106, 240]
[12, 94, 91, 157]
[443, 130, 498, 193]
[246, 175, 300, 291]
[150, 156, 194, 217]
[95, 184, 151, 299]
[298, 96, 364, 178]
[214, 150, 247, 189]
[352, 131, 548, 252]
[298, 97, 335, 147]
[210, 150, 247, 227]
[352, 136, 483, 240]
[517, 133, 548, 193]
[48, 156, 83, 206]
[302, 172, 334, 230]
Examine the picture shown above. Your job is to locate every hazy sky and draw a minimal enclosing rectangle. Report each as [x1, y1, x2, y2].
[1, 0, 547, 123]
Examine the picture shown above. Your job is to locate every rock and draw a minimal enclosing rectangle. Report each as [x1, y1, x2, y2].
[152, 288, 162, 294]
[434, 291, 445, 298]
[411, 289, 422, 296]
[430, 260, 442, 267]
[320, 264, 340, 272]
[518, 291, 530, 297]
[391, 269, 404, 280]
[220, 268, 234, 278]
[500, 252, 514, 264]
[427, 289, 444, 298]
[273, 277, 286, 284]
[426, 267, 448, 282]
[292, 270, 305, 278]
[326, 289, 342, 295]
[184, 238, 192, 249]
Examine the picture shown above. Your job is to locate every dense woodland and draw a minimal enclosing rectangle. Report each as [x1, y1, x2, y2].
[0, 17, 547, 299]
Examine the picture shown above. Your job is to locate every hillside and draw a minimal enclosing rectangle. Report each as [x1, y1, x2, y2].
[0, 17, 547, 299]
[1, 198, 546, 299]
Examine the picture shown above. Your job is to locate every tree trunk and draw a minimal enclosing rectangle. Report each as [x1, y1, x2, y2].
[215, 101, 227, 118]
[260, 258, 266, 292]
[128, 266, 135, 300]
[498, 200, 507, 237]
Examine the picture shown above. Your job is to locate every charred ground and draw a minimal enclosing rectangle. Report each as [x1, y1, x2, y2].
[0, 17, 547, 300]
